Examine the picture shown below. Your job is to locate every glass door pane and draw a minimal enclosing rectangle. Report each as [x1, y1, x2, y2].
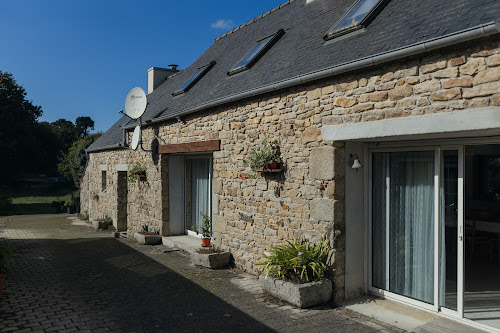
[439, 150, 458, 310]
[372, 151, 435, 304]
[186, 158, 211, 232]
[464, 144, 500, 329]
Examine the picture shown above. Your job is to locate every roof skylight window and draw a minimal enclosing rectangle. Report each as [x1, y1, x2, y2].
[228, 29, 285, 76]
[172, 61, 216, 96]
[324, 0, 389, 40]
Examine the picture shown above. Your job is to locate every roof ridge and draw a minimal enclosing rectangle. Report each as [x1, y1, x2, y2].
[214, 0, 295, 42]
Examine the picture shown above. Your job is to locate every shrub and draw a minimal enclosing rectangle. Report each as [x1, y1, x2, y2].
[0, 245, 13, 274]
[77, 212, 89, 221]
[259, 238, 333, 283]
[0, 185, 12, 216]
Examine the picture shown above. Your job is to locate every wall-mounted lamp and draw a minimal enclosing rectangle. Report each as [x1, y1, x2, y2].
[350, 154, 363, 170]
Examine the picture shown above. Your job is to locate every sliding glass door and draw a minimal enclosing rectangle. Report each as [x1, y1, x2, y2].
[371, 147, 463, 311]
[372, 150, 436, 304]
[371, 144, 500, 331]
[186, 157, 212, 234]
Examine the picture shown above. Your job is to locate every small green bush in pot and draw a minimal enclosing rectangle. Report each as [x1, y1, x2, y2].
[258, 237, 333, 283]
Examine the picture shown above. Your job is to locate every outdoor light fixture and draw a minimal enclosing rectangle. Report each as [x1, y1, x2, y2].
[351, 154, 363, 170]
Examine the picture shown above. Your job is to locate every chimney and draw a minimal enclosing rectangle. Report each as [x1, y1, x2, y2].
[147, 66, 178, 94]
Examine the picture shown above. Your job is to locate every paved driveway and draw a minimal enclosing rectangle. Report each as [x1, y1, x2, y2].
[0, 214, 403, 333]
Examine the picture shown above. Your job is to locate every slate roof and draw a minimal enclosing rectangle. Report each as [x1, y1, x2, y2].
[87, 0, 500, 152]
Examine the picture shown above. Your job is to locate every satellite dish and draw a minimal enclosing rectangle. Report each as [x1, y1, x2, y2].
[125, 87, 147, 119]
[131, 125, 141, 150]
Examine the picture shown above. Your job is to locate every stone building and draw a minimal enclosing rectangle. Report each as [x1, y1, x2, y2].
[82, 0, 500, 331]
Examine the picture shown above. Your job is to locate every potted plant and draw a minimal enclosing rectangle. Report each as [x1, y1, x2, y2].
[134, 222, 162, 245]
[191, 212, 212, 247]
[0, 245, 13, 298]
[258, 236, 336, 308]
[243, 140, 282, 172]
[128, 162, 146, 182]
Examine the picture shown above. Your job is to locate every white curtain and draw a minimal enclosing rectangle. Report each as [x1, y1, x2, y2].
[373, 151, 435, 304]
[191, 159, 210, 230]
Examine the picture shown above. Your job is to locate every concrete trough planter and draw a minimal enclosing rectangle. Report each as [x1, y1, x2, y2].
[134, 232, 162, 245]
[92, 220, 112, 230]
[191, 251, 231, 269]
[259, 275, 332, 308]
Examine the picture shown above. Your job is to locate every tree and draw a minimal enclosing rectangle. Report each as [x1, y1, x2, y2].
[75, 116, 95, 137]
[58, 133, 102, 188]
[50, 119, 77, 153]
[0, 71, 43, 184]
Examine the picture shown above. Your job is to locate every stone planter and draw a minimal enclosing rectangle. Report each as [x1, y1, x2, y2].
[259, 275, 332, 308]
[134, 232, 162, 245]
[92, 220, 112, 230]
[191, 251, 231, 269]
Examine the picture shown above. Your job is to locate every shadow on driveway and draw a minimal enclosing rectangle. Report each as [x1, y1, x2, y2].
[0, 236, 275, 333]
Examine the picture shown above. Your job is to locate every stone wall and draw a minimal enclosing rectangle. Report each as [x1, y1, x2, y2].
[80, 130, 167, 235]
[82, 36, 500, 301]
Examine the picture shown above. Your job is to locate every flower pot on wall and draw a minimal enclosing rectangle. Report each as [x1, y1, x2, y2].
[267, 161, 279, 169]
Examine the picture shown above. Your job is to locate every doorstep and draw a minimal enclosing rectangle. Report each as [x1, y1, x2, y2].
[162, 235, 200, 254]
[340, 296, 486, 333]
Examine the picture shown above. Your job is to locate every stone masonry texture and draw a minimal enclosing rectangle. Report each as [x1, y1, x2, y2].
[82, 36, 500, 301]
[0, 214, 405, 333]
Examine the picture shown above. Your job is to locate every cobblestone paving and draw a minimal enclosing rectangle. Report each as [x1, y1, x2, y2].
[0, 214, 405, 333]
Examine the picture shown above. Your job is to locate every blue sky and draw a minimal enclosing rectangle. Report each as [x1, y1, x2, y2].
[1, 0, 284, 132]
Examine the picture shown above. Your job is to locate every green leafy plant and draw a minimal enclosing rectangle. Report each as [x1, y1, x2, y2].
[64, 199, 75, 207]
[243, 140, 281, 172]
[258, 238, 334, 283]
[77, 212, 89, 221]
[191, 212, 212, 238]
[128, 162, 146, 182]
[141, 222, 152, 233]
[0, 245, 14, 274]
[97, 224, 116, 232]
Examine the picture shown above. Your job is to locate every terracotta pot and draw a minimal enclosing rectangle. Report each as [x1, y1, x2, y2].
[201, 238, 211, 247]
[0, 273, 6, 298]
[268, 161, 279, 169]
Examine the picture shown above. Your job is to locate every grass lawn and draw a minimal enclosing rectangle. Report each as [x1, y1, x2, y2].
[9, 176, 77, 215]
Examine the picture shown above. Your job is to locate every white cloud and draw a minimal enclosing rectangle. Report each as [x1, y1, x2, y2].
[211, 19, 234, 30]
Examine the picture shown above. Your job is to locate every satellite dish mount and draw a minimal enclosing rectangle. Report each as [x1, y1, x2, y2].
[123, 87, 151, 151]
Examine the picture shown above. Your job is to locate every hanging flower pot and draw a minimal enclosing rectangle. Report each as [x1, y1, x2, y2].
[267, 161, 279, 169]
[244, 140, 282, 174]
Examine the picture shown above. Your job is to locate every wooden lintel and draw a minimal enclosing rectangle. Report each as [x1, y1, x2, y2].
[158, 140, 220, 154]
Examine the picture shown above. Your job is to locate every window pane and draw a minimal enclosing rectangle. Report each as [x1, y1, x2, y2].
[233, 37, 271, 70]
[334, 0, 379, 31]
